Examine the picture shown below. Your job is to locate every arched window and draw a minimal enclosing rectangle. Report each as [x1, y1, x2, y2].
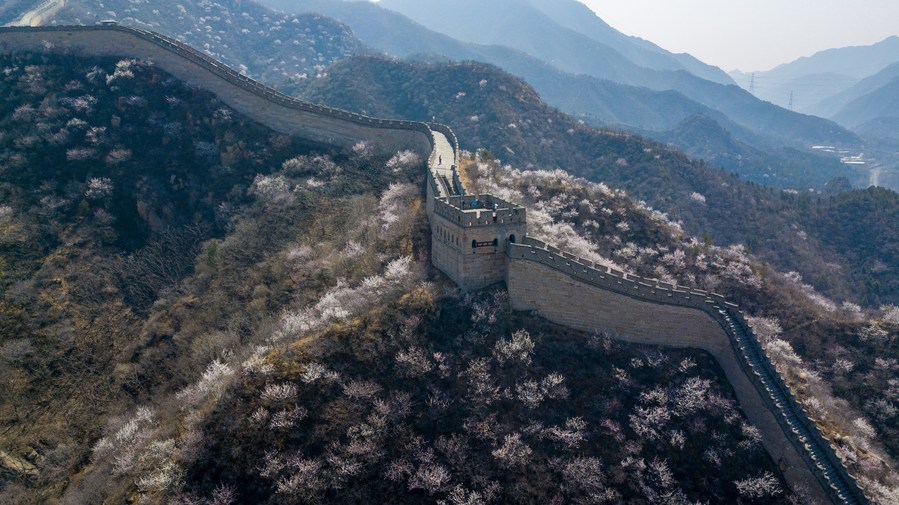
[492, 238, 498, 247]
[472, 239, 478, 249]
[509, 234, 516, 244]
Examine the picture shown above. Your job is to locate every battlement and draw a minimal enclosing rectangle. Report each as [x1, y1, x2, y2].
[428, 190, 526, 290]
[508, 237, 727, 309]
[432, 194, 526, 227]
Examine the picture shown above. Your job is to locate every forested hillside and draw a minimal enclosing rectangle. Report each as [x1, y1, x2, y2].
[0, 51, 807, 504]
[298, 55, 899, 307]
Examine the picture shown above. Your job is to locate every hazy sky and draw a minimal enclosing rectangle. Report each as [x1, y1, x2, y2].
[581, 0, 899, 72]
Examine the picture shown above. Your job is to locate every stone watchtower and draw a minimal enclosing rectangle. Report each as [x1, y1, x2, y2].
[429, 193, 527, 290]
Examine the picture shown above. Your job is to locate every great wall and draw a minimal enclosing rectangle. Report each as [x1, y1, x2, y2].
[0, 25, 870, 505]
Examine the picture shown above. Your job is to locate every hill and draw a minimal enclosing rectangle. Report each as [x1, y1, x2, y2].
[655, 114, 857, 189]
[297, 54, 899, 306]
[22, 0, 863, 191]
[259, 0, 863, 191]
[814, 60, 899, 121]
[524, 0, 732, 85]
[0, 0, 35, 24]
[376, 0, 728, 85]
[48, 0, 367, 85]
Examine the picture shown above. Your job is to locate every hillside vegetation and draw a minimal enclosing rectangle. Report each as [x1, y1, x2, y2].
[0, 51, 808, 504]
[298, 55, 899, 307]
[50, 0, 366, 84]
[461, 154, 899, 503]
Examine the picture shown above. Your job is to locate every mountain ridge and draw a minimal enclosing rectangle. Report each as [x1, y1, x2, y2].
[373, 0, 860, 151]
[262, 0, 862, 189]
[524, 0, 734, 85]
[732, 35, 899, 113]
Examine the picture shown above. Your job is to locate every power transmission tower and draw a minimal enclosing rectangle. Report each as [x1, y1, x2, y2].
[788, 90, 794, 111]
[749, 73, 755, 95]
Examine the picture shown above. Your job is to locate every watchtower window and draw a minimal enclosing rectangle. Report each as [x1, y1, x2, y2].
[471, 239, 478, 249]
[509, 234, 516, 244]
[492, 238, 498, 247]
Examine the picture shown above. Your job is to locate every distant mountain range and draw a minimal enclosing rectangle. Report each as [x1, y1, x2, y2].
[372, 0, 855, 145]
[731, 36, 899, 147]
[828, 63, 899, 138]
[731, 36, 899, 114]
[378, 0, 734, 85]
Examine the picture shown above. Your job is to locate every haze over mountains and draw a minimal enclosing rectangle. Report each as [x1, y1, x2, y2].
[368, 0, 858, 148]
[255, 0, 870, 190]
[731, 36, 899, 115]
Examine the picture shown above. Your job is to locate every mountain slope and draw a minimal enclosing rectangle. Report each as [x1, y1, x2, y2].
[829, 62, 899, 132]
[0, 49, 801, 505]
[525, 0, 734, 85]
[256, 2, 709, 131]
[49, 0, 367, 85]
[377, 0, 730, 86]
[655, 114, 855, 188]
[259, 0, 860, 190]
[379, 0, 651, 84]
[813, 59, 899, 120]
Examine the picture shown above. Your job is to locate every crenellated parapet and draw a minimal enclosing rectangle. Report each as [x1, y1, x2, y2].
[432, 195, 526, 228]
[428, 192, 526, 291]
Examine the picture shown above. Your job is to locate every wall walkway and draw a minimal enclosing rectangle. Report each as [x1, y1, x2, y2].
[5, 0, 66, 27]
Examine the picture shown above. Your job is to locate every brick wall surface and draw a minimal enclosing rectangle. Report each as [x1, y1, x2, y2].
[507, 258, 829, 502]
